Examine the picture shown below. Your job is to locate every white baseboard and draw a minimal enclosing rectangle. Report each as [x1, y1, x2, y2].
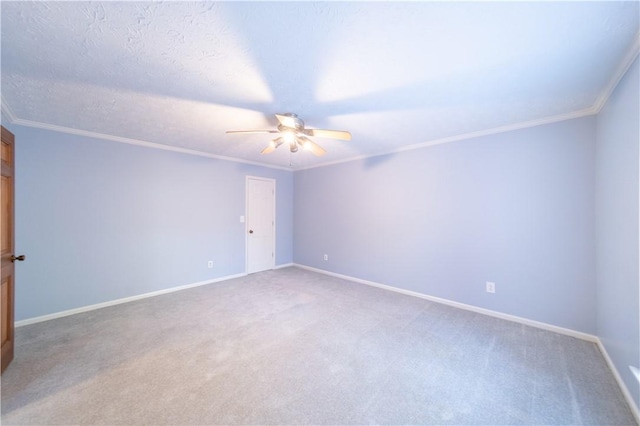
[274, 263, 294, 270]
[15, 272, 247, 327]
[294, 263, 598, 342]
[294, 264, 640, 421]
[14, 263, 639, 422]
[596, 339, 640, 424]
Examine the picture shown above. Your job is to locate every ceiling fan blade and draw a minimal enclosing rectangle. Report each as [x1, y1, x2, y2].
[298, 136, 326, 157]
[261, 144, 276, 154]
[304, 128, 351, 140]
[226, 130, 279, 135]
[229, 114, 348, 157]
[261, 137, 283, 154]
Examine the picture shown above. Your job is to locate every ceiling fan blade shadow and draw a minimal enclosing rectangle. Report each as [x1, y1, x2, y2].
[311, 70, 493, 120]
[304, 128, 351, 140]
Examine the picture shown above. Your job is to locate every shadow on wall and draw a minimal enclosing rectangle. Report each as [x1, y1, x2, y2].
[363, 152, 397, 169]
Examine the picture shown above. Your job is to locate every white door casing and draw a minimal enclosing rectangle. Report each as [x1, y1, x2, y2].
[246, 176, 275, 274]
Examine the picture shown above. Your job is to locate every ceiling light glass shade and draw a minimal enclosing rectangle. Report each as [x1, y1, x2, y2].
[283, 131, 296, 145]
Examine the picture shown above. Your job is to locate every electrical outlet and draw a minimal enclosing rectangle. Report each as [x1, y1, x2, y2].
[323, 254, 328, 261]
[207, 261, 214, 268]
[486, 281, 495, 293]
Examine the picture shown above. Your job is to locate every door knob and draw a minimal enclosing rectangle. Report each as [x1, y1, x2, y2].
[11, 255, 25, 262]
[249, 230, 254, 234]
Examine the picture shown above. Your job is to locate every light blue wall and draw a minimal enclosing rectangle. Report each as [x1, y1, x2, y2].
[14, 126, 293, 321]
[595, 56, 640, 407]
[295, 117, 597, 333]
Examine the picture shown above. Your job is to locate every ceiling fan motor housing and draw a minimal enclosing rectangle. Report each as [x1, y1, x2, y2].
[279, 113, 305, 131]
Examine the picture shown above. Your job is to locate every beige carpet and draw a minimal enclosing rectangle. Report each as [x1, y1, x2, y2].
[1, 267, 636, 425]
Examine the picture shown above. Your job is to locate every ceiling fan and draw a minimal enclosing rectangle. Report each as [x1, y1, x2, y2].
[226, 113, 351, 156]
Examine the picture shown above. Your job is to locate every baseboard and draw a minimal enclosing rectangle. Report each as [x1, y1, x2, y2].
[293, 264, 640, 420]
[596, 338, 640, 424]
[273, 263, 294, 270]
[294, 264, 598, 342]
[15, 272, 247, 327]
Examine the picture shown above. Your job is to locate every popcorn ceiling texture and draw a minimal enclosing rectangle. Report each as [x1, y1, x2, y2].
[1, 1, 638, 168]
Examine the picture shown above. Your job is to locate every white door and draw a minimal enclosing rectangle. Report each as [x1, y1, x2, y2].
[246, 177, 275, 274]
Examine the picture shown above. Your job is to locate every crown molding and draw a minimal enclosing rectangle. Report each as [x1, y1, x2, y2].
[592, 31, 640, 114]
[4, 32, 638, 172]
[7, 117, 293, 171]
[1, 95, 18, 123]
[0, 99, 601, 174]
[394, 107, 598, 153]
[296, 31, 640, 171]
[296, 107, 597, 171]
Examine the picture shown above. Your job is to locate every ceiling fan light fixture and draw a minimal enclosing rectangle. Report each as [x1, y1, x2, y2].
[260, 137, 283, 154]
[227, 113, 350, 158]
[283, 130, 296, 146]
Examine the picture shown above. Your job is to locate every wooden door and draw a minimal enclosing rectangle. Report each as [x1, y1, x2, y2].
[246, 177, 275, 274]
[1, 126, 19, 373]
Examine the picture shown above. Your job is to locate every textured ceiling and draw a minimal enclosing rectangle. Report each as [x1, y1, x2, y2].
[1, 1, 639, 170]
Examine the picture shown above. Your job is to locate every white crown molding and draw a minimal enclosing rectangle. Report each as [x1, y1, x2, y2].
[593, 31, 640, 113]
[1, 95, 18, 123]
[0, 102, 599, 173]
[296, 107, 597, 171]
[8, 116, 294, 172]
[295, 31, 640, 172]
[4, 32, 637, 172]
[394, 107, 598, 153]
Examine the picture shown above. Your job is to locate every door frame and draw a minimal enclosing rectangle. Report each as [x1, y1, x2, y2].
[245, 176, 276, 274]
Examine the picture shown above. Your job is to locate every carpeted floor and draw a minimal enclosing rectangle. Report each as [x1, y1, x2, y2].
[1, 267, 636, 425]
